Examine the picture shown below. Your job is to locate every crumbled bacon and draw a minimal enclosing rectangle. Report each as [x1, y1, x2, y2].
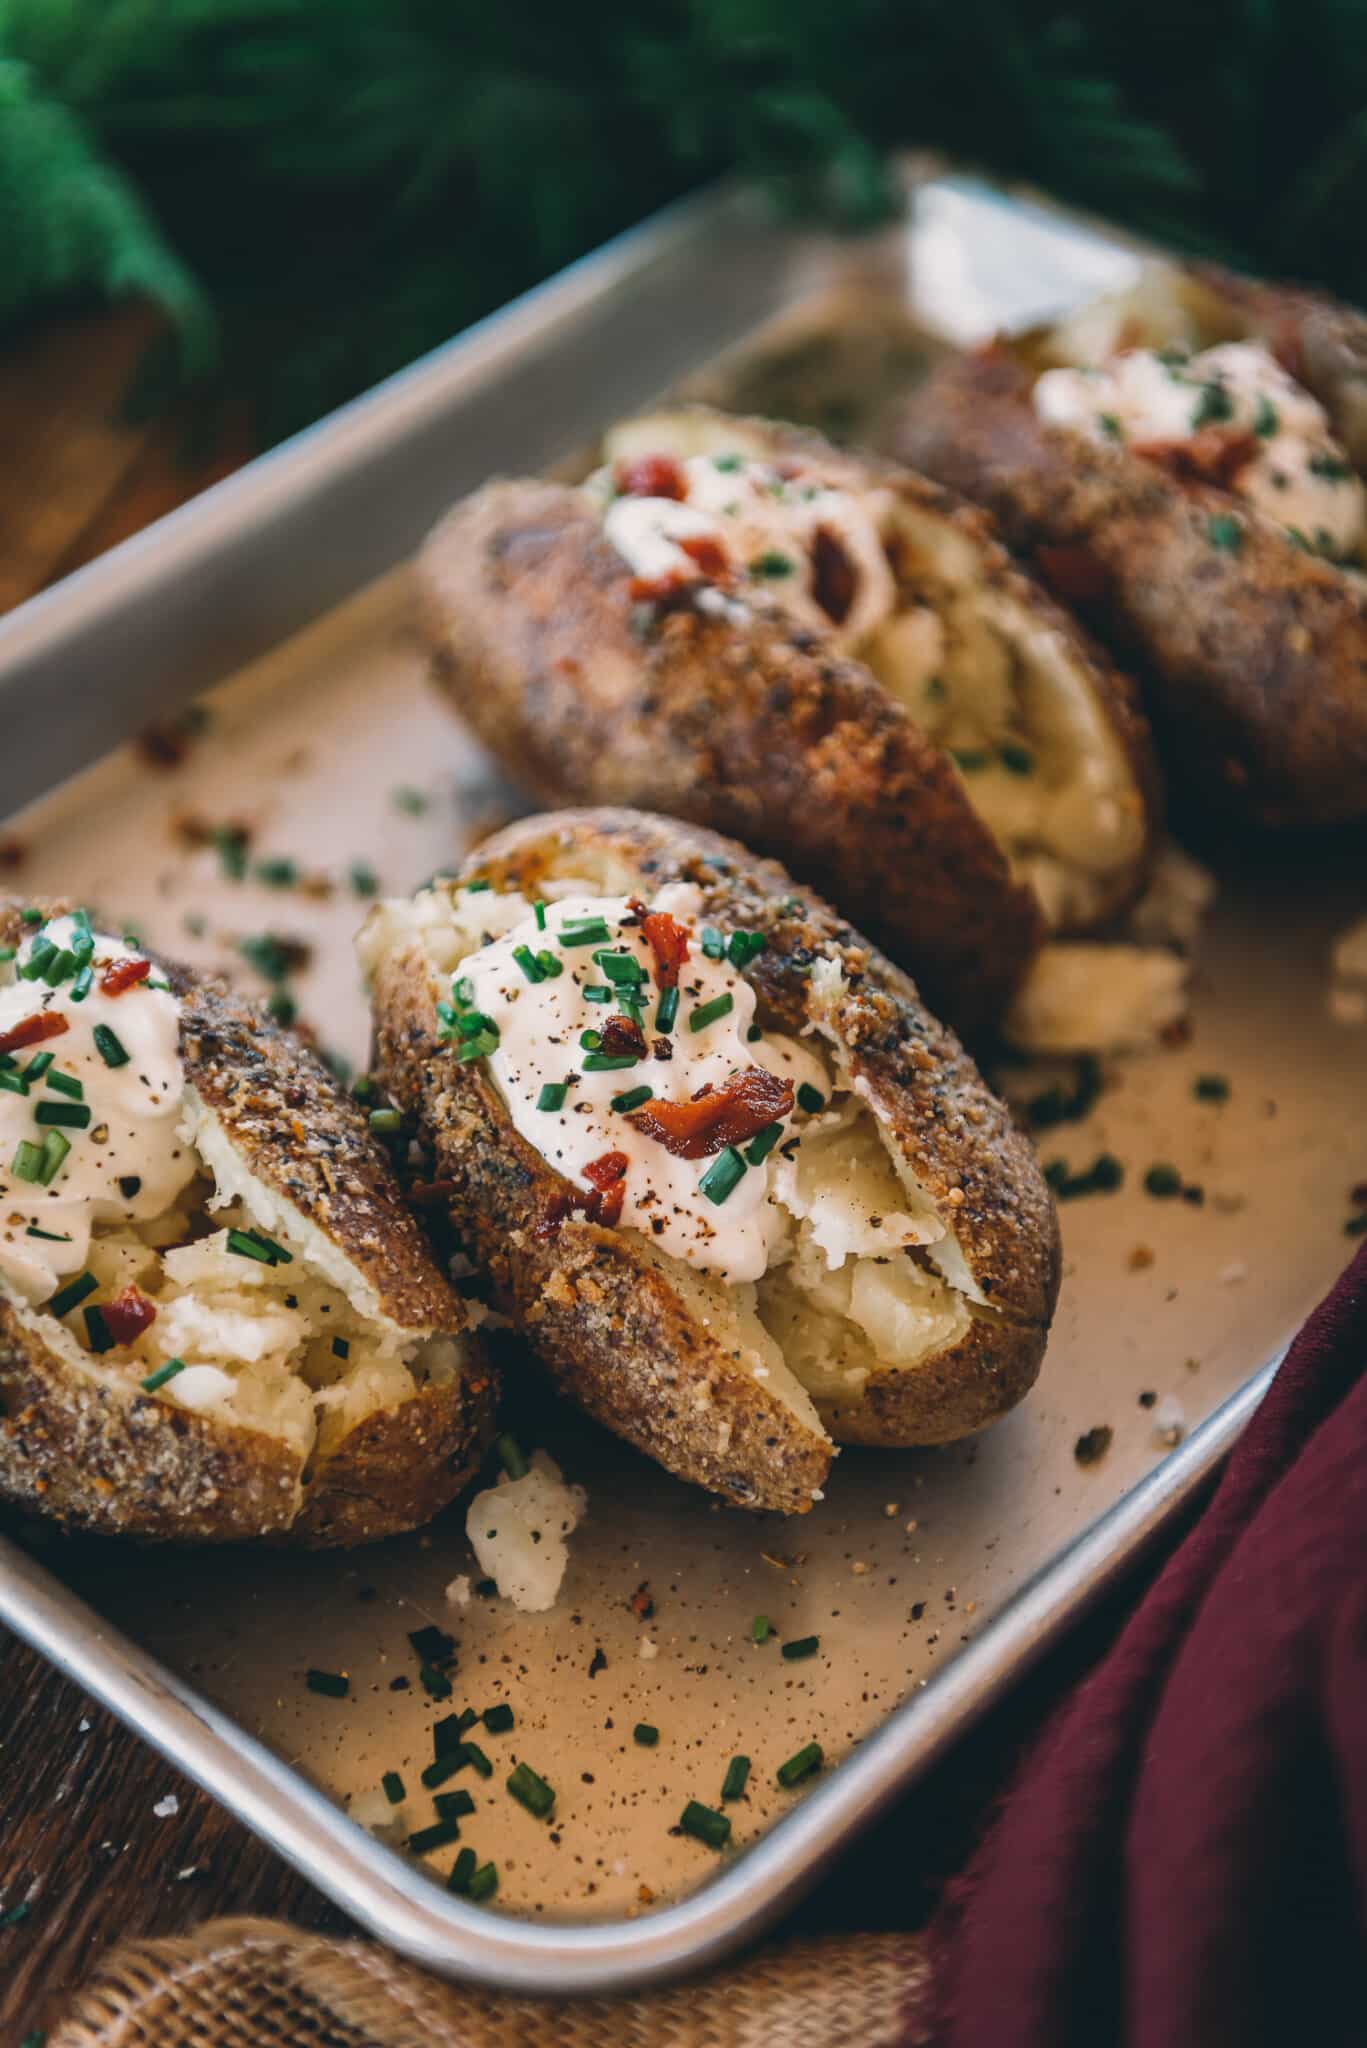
[102, 1287, 157, 1348]
[101, 957, 152, 996]
[582, 1149, 629, 1227]
[598, 1014, 646, 1059]
[678, 533, 729, 580]
[1130, 428, 1260, 493]
[810, 525, 858, 624]
[628, 569, 694, 606]
[641, 910, 690, 987]
[615, 454, 686, 501]
[627, 1067, 793, 1159]
[1035, 544, 1109, 605]
[0, 1011, 69, 1056]
[583, 1150, 629, 1191]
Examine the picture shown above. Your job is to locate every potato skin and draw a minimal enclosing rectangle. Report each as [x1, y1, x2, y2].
[895, 348, 1367, 827]
[368, 809, 1060, 1492]
[0, 901, 493, 1546]
[420, 476, 1043, 1042]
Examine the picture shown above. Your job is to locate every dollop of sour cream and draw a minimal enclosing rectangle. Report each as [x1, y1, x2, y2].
[1034, 340, 1365, 561]
[0, 916, 192, 1305]
[596, 450, 898, 650]
[458, 885, 830, 1284]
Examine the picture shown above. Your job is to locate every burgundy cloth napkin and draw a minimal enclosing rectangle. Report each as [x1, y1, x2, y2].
[932, 1243, 1367, 2048]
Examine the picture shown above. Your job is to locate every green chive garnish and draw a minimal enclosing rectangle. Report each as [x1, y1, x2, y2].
[535, 950, 562, 979]
[1207, 513, 1243, 553]
[20, 908, 42, 925]
[0, 946, 13, 963]
[421, 1753, 468, 1790]
[457, 1031, 498, 1063]
[305, 1669, 349, 1698]
[35, 1100, 90, 1129]
[0, 1071, 27, 1097]
[536, 1083, 568, 1112]
[331, 1336, 349, 1359]
[408, 1818, 463, 1854]
[776, 1742, 823, 1788]
[611, 1085, 653, 1113]
[655, 986, 679, 1034]
[19, 937, 55, 980]
[420, 1665, 453, 1701]
[69, 965, 93, 1002]
[559, 918, 610, 948]
[781, 1635, 819, 1662]
[465, 879, 492, 894]
[721, 1755, 750, 1801]
[726, 930, 766, 967]
[463, 1742, 493, 1779]
[796, 1083, 825, 1114]
[226, 1226, 292, 1265]
[467, 1862, 498, 1902]
[1194, 1074, 1230, 1102]
[1001, 743, 1034, 776]
[689, 993, 734, 1033]
[92, 1024, 130, 1068]
[579, 1029, 603, 1051]
[679, 1799, 731, 1848]
[25, 1225, 70, 1242]
[745, 1122, 783, 1166]
[46, 1271, 97, 1319]
[701, 927, 725, 960]
[582, 984, 613, 1004]
[534, 901, 547, 931]
[699, 1146, 746, 1205]
[497, 1433, 528, 1479]
[483, 1703, 514, 1733]
[1144, 1164, 1182, 1198]
[582, 1052, 638, 1071]
[349, 861, 379, 897]
[11, 1139, 43, 1182]
[507, 1762, 554, 1818]
[382, 1771, 406, 1804]
[435, 1788, 476, 1820]
[592, 950, 645, 985]
[37, 1130, 70, 1185]
[367, 1107, 402, 1134]
[448, 1847, 477, 1894]
[751, 1615, 773, 1643]
[511, 944, 544, 984]
[45, 1069, 83, 1100]
[83, 1305, 114, 1354]
[254, 857, 298, 887]
[23, 1052, 54, 1082]
[140, 1357, 187, 1393]
[633, 1723, 659, 1746]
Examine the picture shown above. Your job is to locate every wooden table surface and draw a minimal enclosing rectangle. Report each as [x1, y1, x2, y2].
[0, 301, 1168, 2036]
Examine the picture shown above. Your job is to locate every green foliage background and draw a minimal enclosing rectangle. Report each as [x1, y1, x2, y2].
[4, 0, 1366, 441]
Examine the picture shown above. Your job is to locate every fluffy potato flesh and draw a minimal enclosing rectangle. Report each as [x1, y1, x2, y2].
[362, 878, 985, 1446]
[601, 411, 1147, 932]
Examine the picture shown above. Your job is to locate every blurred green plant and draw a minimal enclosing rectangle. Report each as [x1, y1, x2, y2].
[4, 1, 1367, 441]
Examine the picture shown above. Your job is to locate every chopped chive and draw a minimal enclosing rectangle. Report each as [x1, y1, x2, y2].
[267, 989, 296, 1026]
[536, 1082, 568, 1112]
[474, 1578, 498, 1598]
[82, 1305, 114, 1354]
[20, 908, 42, 925]
[582, 1052, 638, 1071]
[950, 748, 990, 772]
[579, 1029, 603, 1052]
[421, 1753, 468, 1790]
[44, 1069, 83, 1100]
[497, 1433, 528, 1479]
[467, 1861, 498, 1902]
[435, 1788, 476, 1821]
[1144, 1163, 1182, 1198]
[392, 786, 428, 815]
[69, 965, 93, 1002]
[1207, 512, 1243, 553]
[433, 1712, 466, 1757]
[331, 1336, 350, 1359]
[1194, 1074, 1230, 1102]
[611, 1085, 653, 1114]
[483, 1703, 514, 1734]
[633, 1723, 659, 1747]
[92, 1024, 130, 1068]
[582, 984, 613, 1004]
[654, 985, 679, 1033]
[382, 1771, 406, 1805]
[0, 946, 13, 963]
[534, 901, 547, 931]
[534, 950, 562, 979]
[254, 857, 298, 887]
[465, 880, 492, 894]
[699, 1145, 747, 1205]
[463, 1742, 493, 1779]
[688, 993, 734, 1034]
[679, 1799, 731, 1848]
[745, 1122, 783, 1166]
[507, 1762, 554, 1818]
[29, 1097, 81, 1126]
[46, 1271, 97, 1320]
[456, 1031, 498, 1062]
[558, 918, 610, 948]
[348, 861, 379, 897]
[781, 1635, 819, 1662]
[776, 1742, 823, 1788]
[419, 1664, 453, 1701]
[701, 927, 725, 960]
[408, 1818, 463, 1854]
[305, 1669, 349, 1698]
[25, 1225, 71, 1242]
[453, 976, 475, 1006]
[226, 1226, 292, 1265]
[721, 1755, 750, 1802]
[40, 949, 78, 987]
[750, 550, 794, 579]
[19, 937, 55, 980]
[351, 1075, 377, 1103]
[409, 1626, 456, 1668]
[448, 1847, 477, 1894]
[139, 1357, 187, 1393]
[213, 825, 249, 878]
[23, 1052, 54, 1081]
[592, 951, 645, 986]
[511, 944, 544, 985]
[751, 1614, 773, 1644]
[11, 1139, 44, 1183]
[456, 1009, 498, 1039]
[0, 1071, 27, 1097]
[1001, 743, 1034, 776]
[457, 1707, 480, 1734]
[37, 1130, 70, 1188]
[367, 1107, 402, 1135]
[726, 930, 766, 967]
[796, 1083, 826, 1114]
[1253, 395, 1279, 438]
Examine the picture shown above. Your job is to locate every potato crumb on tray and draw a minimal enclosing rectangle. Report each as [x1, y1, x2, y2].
[465, 1452, 587, 1613]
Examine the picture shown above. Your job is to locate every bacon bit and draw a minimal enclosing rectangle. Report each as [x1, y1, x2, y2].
[1350, 1181, 1367, 1208]
[641, 910, 690, 987]
[1131, 428, 1260, 492]
[533, 1190, 576, 1241]
[628, 1067, 793, 1159]
[615, 454, 687, 501]
[583, 1151, 629, 1192]
[598, 1015, 646, 1059]
[811, 525, 858, 624]
[628, 1582, 655, 1620]
[678, 533, 729, 580]
[137, 722, 191, 770]
[582, 1150, 629, 1227]
[628, 569, 694, 606]
[1159, 1016, 1193, 1049]
[101, 957, 152, 997]
[102, 1287, 157, 1348]
[652, 1036, 674, 1061]
[0, 1011, 69, 1056]
[1035, 543, 1109, 605]
[0, 837, 26, 872]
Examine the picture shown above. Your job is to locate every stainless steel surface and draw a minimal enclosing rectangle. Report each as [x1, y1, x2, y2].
[0, 165, 1361, 1990]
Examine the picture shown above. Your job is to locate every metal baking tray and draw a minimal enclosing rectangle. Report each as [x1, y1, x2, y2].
[1, 165, 1363, 1993]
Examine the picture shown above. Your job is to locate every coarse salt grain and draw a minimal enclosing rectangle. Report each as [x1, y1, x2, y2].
[152, 1794, 179, 1819]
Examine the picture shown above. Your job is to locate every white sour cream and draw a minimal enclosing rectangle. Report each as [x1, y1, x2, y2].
[1035, 340, 1365, 561]
[598, 450, 898, 650]
[0, 916, 192, 1304]
[457, 886, 830, 1284]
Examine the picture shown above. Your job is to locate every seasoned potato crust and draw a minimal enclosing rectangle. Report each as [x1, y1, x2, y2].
[366, 810, 1060, 1510]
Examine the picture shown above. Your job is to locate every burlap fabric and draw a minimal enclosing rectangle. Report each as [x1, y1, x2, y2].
[50, 1920, 934, 2047]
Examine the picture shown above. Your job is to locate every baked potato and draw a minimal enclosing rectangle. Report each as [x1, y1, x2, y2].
[893, 261, 1367, 826]
[417, 407, 1159, 1040]
[360, 808, 1060, 1515]
[0, 901, 492, 1545]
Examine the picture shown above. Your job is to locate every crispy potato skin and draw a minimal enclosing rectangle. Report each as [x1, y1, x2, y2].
[895, 349, 1367, 827]
[368, 810, 1060, 1494]
[0, 901, 493, 1546]
[420, 477, 1043, 1042]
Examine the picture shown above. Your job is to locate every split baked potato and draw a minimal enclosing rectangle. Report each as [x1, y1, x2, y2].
[0, 901, 492, 1545]
[360, 808, 1060, 1515]
[894, 261, 1367, 826]
[417, 407, 1159, 1040]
